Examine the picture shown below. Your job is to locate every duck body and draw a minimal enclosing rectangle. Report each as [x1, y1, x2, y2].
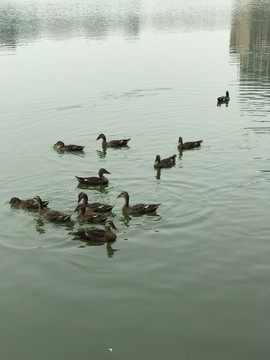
[116, 191, 161, 215]
[96, 133, 130, 148]
[154, 154, 176, 168]
[75, 168, 110, 185]
[54, 141, 84, 151]
[71, 220, 118, 242]
[178, 137, 203, 150]
[9, 197, 49, 210]
[217, 91, 230, 102]
[33, 196, 71, 222]
[74, 204, 109, 223]
[77, 192, 114, 213]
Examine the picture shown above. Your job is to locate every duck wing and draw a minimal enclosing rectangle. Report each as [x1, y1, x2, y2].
[182, 140, 203, 149]
[107, 139, 130, 147]
[42, 209, 71, 222]
[79, 213, 108, 222]
[85, 203, 114, 213]
[65, 144, 85, 151]
[160, 155, 176, 167]
[71, 228, 105, 240]
[75, 176, 104, 185]
[130, 203, 161, 214]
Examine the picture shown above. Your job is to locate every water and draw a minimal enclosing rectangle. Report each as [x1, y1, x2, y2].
[1, 0, 270, 359]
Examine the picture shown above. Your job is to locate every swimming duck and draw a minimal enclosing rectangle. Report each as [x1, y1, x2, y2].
[71, 220, 118, 242]
[116, 191, 161, 215]
[77, 192, 114, 213]
[96, 133, 130, 147]
[154, 154, 176, 168]
[178, 137, 203, 150]
[33, 196, 71, 222]
[74, 204, 109, 223]
[75, 168, 110, 185]
[54, 141, 84, 151]
[217, 91, 230, 102]
[9, 197, 49, 210]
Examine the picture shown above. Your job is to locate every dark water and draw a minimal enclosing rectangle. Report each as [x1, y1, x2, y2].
[1, 0, 270, 359]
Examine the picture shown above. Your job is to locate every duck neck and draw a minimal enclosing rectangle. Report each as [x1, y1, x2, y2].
[101, 135, 107, 146]
[99, 171, 107, 180]
[123, 193, 129, 209]
[36, 198, 43, 212]
[82, 195, 88, 205]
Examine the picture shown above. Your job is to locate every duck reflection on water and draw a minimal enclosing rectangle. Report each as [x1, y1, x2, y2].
[34, 216, 75, 235]
[76, 241, 119, 258]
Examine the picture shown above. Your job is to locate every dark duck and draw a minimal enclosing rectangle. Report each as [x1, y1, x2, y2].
[71, 220, 118, 242]
[96, 133, 130, 148]
[116, 191, 160, 215]
[75, 168, 110, 185]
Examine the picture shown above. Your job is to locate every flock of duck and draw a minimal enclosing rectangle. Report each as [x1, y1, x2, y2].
[10, 91, 230, 244]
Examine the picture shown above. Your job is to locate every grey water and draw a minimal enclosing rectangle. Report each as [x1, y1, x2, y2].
[1, 0, 270, 359]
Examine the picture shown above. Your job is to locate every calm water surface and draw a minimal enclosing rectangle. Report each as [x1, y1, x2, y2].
[1, 0, 270, 359]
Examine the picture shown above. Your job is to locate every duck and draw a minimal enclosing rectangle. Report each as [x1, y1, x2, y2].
[116, 191, 161, 215]
[217, 91, 230, 102]
[178, 137, 203, 150]
[75, 168, 110, 185]
[96, 133, 130, 147]
[74, 204, 109, 223]
[154, 154, 176, 168]
[33, 196, 71, 222]
[53, 141, 84, 151]
[77, 192, 114, 213]
[71, 220, 118, 242]
[9, 197, 49, 210]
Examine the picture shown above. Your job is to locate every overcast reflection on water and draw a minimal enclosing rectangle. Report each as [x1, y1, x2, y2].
[230, 0, 270, 116]
[0, 0, 233, 49]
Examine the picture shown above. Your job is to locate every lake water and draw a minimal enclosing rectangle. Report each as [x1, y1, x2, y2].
[1, 0, 270, 359]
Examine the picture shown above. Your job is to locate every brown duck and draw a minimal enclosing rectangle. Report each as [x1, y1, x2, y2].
[96, 133, 130, 147]
[178, 137, 203, 150]
[154, 154, 176, 168]
[217, 91, 230, 102]
[75, 168, 110, 185]
[33, 196, 71, 222]
[116, 191, 161, 215]
[9, 197, 49, 210]
[71, 220, 118, 242]
[54, 141, 84, 151]
[74, 204, 109, 223]
[77, 192, 114, 213]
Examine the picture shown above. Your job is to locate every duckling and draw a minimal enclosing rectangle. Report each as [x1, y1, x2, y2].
[54, 141, 84, 151]
[74, 204, 109, 223]
[178, 137, 203, 150]
[33, 196, 71, 222]
[116, 191, 161, 215]
[217, 91, 230, 102]
[96, 133, 130, 147]
[154, 154, 176, 168]
[77, 192, 114, 213]
[9, 197, 49, 210]
[75, 168, 110, 185]
[71, 220, 118, 242]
